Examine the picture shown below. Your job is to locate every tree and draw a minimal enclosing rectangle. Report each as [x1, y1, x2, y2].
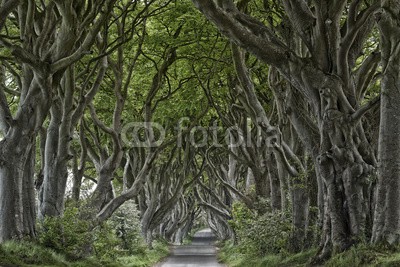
[0, 0, 117, 242]
[192, 0, 380, 260]
[372, 0, 400, 245]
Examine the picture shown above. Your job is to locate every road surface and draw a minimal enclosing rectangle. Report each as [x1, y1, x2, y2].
[155, 229, 225, 267]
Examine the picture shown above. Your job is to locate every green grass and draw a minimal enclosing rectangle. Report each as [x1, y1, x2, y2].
[116, 240, 170, 267]
[218, 241, 400, 267]
[0, 240, 169, 267]
[0, 240, 68, 267]
[376, 252, 400, 267]
[279, 249, 318, 266]
[218, 242, 286, 267]
[324, 245, 400, 267]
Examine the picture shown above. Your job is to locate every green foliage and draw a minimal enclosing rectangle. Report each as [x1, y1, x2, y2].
[110, 200, 145, 254]
[218, 241, 259, 267]
[220, 241, 313, 267]
[2, 201, 169, 266]
[219, 240, 400, 267]
[92, 222, 121, 260]
[218, 240, 316, 267]
[229, 201, 292, 256]
[0, 239, 169, 267]
[36, 201, 159, 263]
[38, 207, 92, 259]
[116, 239, 170, 267]
[324, 244, 400, 267]
[92, 200, 148, 259]
[0, 240, 68, 266]
[229, 201, 254, 232]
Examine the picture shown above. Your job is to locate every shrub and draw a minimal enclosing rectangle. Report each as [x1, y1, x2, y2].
[92, 221, 120, 259]
[229, 200, 292, 256]
[109, 200, 146, 254]
[38, 207, 92, 259]
[37, 200, 159, 262]
[92, 201, 147, 259]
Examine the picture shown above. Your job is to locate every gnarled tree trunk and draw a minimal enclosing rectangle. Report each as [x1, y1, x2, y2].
[372, 1, 400, 245]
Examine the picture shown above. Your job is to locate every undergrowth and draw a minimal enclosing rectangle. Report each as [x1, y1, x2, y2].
[0, 239, 169, 267]
[218, 241, 400, 267]
[0, 201, 169, 267]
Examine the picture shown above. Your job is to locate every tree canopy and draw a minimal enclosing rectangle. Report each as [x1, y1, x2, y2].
[1, 0, 400, 265]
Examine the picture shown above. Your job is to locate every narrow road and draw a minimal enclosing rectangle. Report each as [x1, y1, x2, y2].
[156, 229, 225, 267]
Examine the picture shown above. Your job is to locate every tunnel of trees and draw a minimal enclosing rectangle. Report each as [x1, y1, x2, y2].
[1, 0, 400, 266]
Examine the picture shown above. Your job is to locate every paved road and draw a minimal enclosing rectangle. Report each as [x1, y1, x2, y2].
[155, 229, 225, 267]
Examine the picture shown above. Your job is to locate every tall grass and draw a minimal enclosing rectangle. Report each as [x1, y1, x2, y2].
[0, 239, 169, 267]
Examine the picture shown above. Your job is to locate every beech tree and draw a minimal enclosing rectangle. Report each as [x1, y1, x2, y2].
[0, 0, 117, 242]
[37, 0, 151, 219]
[192, 0, 381, 260]
[372, 0, 400, 245]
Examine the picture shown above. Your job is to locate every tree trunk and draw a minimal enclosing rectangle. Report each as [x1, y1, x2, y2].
[372, 1, 400, 245]
[290, 174, 310, 252]
[39, 100, 69, 218]
[39, 67, 78, 218]
[0, 149, 20, 242]
[251, 167, 270, 199]
[267, 156, 282, 210]
[21, 144, 37, 238]
[245, 167, 255, 192]
[0, 127, 37, 241]
[0, 67, 50, 243]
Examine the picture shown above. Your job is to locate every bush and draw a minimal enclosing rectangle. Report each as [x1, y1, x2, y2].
[116, 239, 170, 267]
[109, 200, 146, 255]
[229, 200, 292, 256]
[92, 221, 121, 259]
[93, 200, 147, 259]
[38, 207, 92, 259]
[34, 200, 169, 265]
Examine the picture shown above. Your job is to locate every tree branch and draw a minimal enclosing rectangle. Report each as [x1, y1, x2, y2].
[281, 0, 315, 49]
[51, 0, 117, 72]
[191, 0, 290, 70]
[351, 94, 381, 122]
[0, 85, 13, 134]
[0, 0, 20, 30]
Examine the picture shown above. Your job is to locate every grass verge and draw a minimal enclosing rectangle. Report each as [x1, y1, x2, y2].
[0, 239, 169, 267]
[218, 241, 400, 267]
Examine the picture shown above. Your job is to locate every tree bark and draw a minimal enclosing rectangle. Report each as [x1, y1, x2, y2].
[0, 123, 39, 241]
[372, 1, 400, 245]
